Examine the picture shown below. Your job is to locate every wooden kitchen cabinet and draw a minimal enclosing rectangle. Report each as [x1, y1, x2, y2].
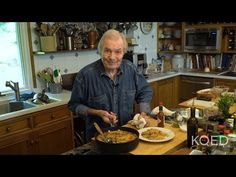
[156, 77, 179, 109]
[149, 77, 180, 111]
[214, 78, 236, 92]
[148, 76, 180, 110]
[149, 81, 158, 110]
[157, 22, 183, 54]
[0, 132, 31, 154]
[32, 119, 73, 154]
[0, 105, 74, 154]
[222, 26, 236, 53]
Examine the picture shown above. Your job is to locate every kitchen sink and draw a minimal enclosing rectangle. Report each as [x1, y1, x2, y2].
[0, 101, 36, 115]
[30, 97, 60, 105]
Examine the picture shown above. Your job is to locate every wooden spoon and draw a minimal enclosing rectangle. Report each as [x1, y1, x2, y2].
[94, 122, 112, 143]
[40, 24, 48, 36]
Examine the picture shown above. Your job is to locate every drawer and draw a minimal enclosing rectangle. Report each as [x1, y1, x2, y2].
[0, 116, 31, 136]
[33, 105, 71, 127]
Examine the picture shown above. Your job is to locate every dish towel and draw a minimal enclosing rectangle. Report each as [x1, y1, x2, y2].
[128, 113, 147, 129]
[151, 106, 175, 116]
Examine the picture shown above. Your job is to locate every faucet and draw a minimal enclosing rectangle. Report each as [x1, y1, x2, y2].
[6, 81, 20, 101]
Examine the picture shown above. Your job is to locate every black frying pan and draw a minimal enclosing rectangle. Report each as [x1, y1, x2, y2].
[95, 126, 139, 154]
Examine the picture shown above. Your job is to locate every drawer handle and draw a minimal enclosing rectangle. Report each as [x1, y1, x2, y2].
[6, 127, 11, 132]
[51, 115, 56, 119]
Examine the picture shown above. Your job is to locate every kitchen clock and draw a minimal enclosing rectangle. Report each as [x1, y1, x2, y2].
[140, 22, 153, 34]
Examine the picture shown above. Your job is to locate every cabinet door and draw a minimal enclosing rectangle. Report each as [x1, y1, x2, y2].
[33, 119, 74, 154]
[214, 78, 236, 92]
[156, 77, 177, 109]
[149, 81, 158, 109]
[0, 132, 32, 154]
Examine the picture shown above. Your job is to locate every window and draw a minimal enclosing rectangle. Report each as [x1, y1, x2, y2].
[0, 22, 33, 94]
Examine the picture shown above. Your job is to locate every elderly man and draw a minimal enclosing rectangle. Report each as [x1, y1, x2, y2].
[68, 29, 152, 142]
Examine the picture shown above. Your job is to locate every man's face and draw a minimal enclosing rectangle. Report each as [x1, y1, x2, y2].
[102, 37, 124, 71]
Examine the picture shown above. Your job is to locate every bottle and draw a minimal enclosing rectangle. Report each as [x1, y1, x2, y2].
[187, 107, 198, 148]
[157, 102, 165, 127]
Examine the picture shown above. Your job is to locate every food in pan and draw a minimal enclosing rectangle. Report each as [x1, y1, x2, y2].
[97, 129, 137, 143]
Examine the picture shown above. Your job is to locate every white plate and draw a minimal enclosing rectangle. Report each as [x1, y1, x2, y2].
[138, 127, 175, 143]
[196, 88, 211, 94]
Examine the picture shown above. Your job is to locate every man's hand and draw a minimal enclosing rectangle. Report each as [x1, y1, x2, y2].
[99, 110, 118, 125]
[140, 112, 150, 127]
[87, 108, 118, 125]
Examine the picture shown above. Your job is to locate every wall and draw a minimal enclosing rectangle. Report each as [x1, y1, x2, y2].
[133, 22, 157, 63]
[30, 22, 157, 88]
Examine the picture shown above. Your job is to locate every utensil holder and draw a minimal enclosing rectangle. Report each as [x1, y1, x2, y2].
[48, 83, 62, 94]
[40, 36, 57, 52]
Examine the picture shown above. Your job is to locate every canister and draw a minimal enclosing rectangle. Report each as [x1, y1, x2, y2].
[172, 54, 184, 71]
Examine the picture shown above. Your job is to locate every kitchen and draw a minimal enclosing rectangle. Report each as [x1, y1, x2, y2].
[1, 22, 236, 155]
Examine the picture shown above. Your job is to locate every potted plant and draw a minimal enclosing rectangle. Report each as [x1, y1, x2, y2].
[217, 94, 234, 118]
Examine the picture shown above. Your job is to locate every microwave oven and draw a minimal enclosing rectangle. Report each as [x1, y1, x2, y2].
[184, 28, 221, 52]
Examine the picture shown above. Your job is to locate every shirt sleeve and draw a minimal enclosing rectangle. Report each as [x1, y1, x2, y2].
[139, 102, 151, 113]
[68, 73, 89, 117]
[135, 73, 153, 113]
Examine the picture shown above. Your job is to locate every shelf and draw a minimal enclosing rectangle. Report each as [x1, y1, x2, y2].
[159, 50, 183, 53]
[157, 22, 183, 54]
[222, 51, 236, 53]
[33, 48, 97, 55]
[158, 38, 181, 40]
[184, 23, 236, 28]
[158, 24, 182, 28]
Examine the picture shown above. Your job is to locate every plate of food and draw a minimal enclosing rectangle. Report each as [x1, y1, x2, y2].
[196, 88, 215, 100]
[138, 127, 175, 142]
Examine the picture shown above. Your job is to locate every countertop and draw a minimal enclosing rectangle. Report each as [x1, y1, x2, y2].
[179, 94, 236, 114]
[0, 89, 71, 121]
[63, 118, 187, 155]
[147, 70, 236, 83]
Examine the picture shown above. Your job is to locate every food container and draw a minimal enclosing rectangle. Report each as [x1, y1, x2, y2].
[48, 83, 62, 94]
[40, 36, 57, 52]
[172, 54, 184, 71]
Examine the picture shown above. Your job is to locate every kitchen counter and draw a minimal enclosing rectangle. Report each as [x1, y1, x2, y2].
[63, 118, 187, 155]
[1, 69, 236, 121]
[0, 89, 71, 121]
[146, 70, 236, 83]
[179, 94, 236, 114]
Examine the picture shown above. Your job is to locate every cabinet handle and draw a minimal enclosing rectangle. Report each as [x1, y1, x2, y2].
[6, 127, 10, 132]
[51, 115, 55, 119]
[30, 140, 34, 144]
[182, 79, 211, 85]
